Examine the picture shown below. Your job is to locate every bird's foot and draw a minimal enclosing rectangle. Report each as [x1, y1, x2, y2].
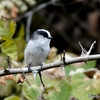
[26, 64, 32, 72]
[40, 63, 43, 69]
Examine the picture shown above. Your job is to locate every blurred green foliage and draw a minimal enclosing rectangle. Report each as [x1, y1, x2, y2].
[4, 96, 20, 100]
[0, 18, 18, 61]
[0, 81, 21, 96]
[71, 73, 100, 100]
[65, 60, 96, 76]
[4, 61, 97, 100]
[14, 24, 26, 61]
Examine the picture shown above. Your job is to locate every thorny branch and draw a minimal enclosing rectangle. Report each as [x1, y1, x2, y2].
[0, 41, 100, 76]
[0, 54, 100, 76]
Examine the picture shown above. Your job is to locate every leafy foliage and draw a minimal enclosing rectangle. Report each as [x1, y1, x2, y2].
[4, 96, 20, 100]
[22, 83, 41, 100]
[81, 60, 96, 70]
[71, 73, 100, 100]
[0, 79, 22, 98]
[14, 24, 26, 60]
[65, 60, 96, 77]
[47, 80, 72, 100]
[0, 17, 18, 61]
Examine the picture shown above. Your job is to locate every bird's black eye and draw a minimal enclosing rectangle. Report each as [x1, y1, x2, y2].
[37, 30, 48, 38]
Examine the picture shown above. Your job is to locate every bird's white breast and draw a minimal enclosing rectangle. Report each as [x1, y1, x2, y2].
[24, 39, 50, 67]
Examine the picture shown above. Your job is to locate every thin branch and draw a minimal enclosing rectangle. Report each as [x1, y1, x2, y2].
[0, 54, 100, 76]
[15, 1, 52, 22]
[26, 15, 32, 42]
[87, 41, 96, 55]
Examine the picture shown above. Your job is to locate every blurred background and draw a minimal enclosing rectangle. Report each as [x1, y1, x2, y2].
[0, 0, 100, 99]
[0, 0, 99, 67]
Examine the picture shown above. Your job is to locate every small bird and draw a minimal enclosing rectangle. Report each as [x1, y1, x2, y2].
[24, 29, 52, 80]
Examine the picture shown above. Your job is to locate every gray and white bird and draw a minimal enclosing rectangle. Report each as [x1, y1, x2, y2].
[24, 29, 52, 80]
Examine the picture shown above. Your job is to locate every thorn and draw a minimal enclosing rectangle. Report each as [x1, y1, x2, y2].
[87, 41, 96, 55]
[60, 52, 63, 61]
[79, 41, 87, 56]
[84, 61, 87, 64]
[79, 41, 96, 64]
[6, 56, 12, 68]
[79, 41, 96, 56]
[60, 50, 66, 74]
[79, 42, 88, 63]
[63, 50, 66, 65]
[4, 69, 9, 73]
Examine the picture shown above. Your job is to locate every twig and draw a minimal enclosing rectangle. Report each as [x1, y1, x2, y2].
[26, 15, 32, 42]
[79, 41, 96, 64]
[0, 54, 100, 76]
[17, 61, 31, 86]
[79, 41, 96, 56]
[87, 41, 96, 55]
[38, 71, 45, 88]
[79, 41, 87, 56]
[15, 1, 52, 22]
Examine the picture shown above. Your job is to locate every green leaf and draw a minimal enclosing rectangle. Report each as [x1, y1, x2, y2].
[65, 64, 76, 76]
[81, 60, 96, 70]
[46, 79, 72, 100]
[65, 60, 96, 77]
[22, 83, 41, 100]
[71, 73, 100, 100]
[1, 38, 18, 61]
[14, 24, 26, 60]
[0, 19, 16, 38]
[9, 21, 16, 37]
[4, 96, 20, 100]
[14, 37, 25, 60]
[0, 80, 21, 97]
[18, 24, 25, 37]
[0, 17, 18, 61]
[0, 18, 7, 37]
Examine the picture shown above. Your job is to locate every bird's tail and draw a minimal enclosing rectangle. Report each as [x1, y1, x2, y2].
[32, 70, 38, 81]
